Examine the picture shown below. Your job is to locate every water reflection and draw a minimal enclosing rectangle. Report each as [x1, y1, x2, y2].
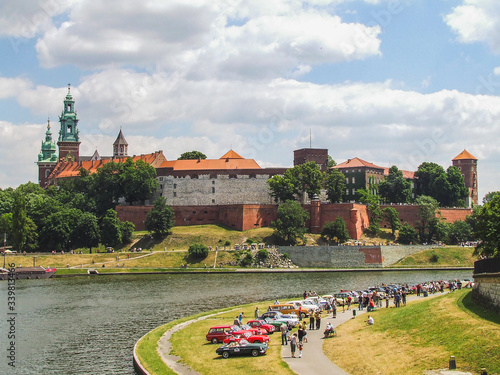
[0, 270, 472, 374]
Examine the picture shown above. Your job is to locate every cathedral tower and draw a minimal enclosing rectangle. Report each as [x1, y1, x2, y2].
[37, 119, 58, 188]
[57, 84, 81, 161]
[452, 150, 478, 207]
[113, 129, 128, 158]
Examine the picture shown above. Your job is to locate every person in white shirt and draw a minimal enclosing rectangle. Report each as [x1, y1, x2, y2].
[366, 315, 374, 325]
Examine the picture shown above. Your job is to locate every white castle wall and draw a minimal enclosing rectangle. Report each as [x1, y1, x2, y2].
[157, 174, 275, 205]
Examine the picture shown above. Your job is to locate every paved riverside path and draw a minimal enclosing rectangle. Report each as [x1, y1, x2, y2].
[281, 293, 447, 375]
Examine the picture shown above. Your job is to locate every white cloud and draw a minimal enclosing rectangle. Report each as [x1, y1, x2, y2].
[445, 0, 500, 53]
[2, 72, 500, 200]
[35, 0, 381, 80]
[0, 0, 71, 38]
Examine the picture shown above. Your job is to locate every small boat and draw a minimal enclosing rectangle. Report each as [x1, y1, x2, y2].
[0, 266, 57, 280]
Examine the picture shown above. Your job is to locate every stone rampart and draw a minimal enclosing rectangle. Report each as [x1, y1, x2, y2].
[277, 245, 432, 268]
[472, 273, 500, 314]
[473, 259, 500, 314]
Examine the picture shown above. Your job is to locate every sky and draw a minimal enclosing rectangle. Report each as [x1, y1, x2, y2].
[0, 0, 498, 202]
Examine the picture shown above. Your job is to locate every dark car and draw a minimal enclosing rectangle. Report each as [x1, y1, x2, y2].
[206, 325, 238, 344]
[216, 342, 269, 358]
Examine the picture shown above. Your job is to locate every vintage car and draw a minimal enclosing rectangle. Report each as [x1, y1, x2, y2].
[206, 325, 238, 344]
[216, 342, 269, 358]
[223, 332, 270, 344]
[234, 324, 269, 336]
[246, 320, 276, 333]
[259, 310, 298, 320]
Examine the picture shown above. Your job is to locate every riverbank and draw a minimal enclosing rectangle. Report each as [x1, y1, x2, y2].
[2, 244, 476, 278]
[135, 286, 493, 375]
[50, 266, 474, 278]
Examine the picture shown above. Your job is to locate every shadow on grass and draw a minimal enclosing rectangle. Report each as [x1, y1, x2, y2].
[458, 290, 500, 325]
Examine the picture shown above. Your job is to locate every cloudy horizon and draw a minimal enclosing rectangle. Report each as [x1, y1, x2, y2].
[1, 0, 499, 202]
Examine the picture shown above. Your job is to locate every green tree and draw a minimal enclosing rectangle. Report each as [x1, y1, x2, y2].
[482, 191, 500, 205]
[267, 173, 297, 203]
[444, 166, 468, 207]
[415, 162, 446, 198]
[100, 209, 122, 247]
[397, 222, 418, 244]
[474, 194, 500, 258]
[414, 195, 439, 243]
[325, 168, 346, 203]
[89, 162, 124, 216]
[0, 213, 12, 247]
[178, 151, 207, 160]
[447, 220, 473, 245]
[188, 243, 209, 259]
[121, 158, 159, 204]
[271, 200, 309, 245]
[378, 166, 412, 203]
[415, 163, 468, 207]
[39, 208, 81, 251]
[0, 188, 15, 216]
[71, 212, 100, 252]
[296, 161, 324, 200]
[145, 197, 175, 238]
[11, 192, 29, 250]
[383, 207, 401, 237]
[120, 221, 135, 243]
[321, 217, 350, 244]
[327, 155, 337, 168]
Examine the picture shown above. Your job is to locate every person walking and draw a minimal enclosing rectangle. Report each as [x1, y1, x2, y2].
[315, 311, 321, 330]
[290, 333, 297, 358]
[254, 306, 259, 319]
[309, 311, 315, 330]
[298, 339, 304, 358]
[280, 323, 288, 345]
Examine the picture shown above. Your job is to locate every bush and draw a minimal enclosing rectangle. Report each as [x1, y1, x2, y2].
[282, 252, 289, 260]
[257, 249, 269, 260]
[188, 244, 209, 259]
[240, 252, 253, 267]
[429, 251, 440, 263]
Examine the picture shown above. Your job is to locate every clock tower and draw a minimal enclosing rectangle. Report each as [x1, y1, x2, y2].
[57, 84, 81, 161]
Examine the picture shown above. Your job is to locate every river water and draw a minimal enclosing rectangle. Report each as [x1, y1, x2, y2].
[0, 270, 472, 375]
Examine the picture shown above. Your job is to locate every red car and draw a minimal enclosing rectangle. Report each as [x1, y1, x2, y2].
[246, 320, 276, 334]
[223, 332, 270, 344]
[206, 325, 238, 344]
[237, 324, 269, 335]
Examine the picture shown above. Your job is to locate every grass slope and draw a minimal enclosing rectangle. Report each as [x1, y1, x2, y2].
[323, 290, 500, 375]
[136, 300, 294, 375]
[394, 246, 476, 268]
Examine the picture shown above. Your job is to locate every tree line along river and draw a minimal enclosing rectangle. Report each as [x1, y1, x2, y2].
[0, 270, 472, 374]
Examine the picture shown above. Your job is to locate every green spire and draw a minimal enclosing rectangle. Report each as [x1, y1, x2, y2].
[38, 119, 58, 162]
[58, 83, 80, 143]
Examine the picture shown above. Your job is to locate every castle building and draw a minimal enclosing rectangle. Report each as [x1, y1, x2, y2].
[57, 84, 80, 162]
[36, 119, 58, 188]
[452, 149, 478, 206]
[38, 86, 478, 210]
[293, 148, 329, 172]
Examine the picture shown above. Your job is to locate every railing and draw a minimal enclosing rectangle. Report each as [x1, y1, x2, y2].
[474, 258, 500, 274]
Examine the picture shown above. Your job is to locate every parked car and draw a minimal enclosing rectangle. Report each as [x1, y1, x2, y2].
[259, 311, 299, 327]
[268, 303, 309, 318]
[259, 310, 298, 321]
[216, 342, 269, 358]
[206, 325, 238, 344]
[246, 320, 276, 333]
[223, 332, 270, 344]
[236, 324, 269, 335]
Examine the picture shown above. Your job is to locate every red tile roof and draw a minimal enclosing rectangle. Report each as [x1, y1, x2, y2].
[49, 151, 167, 179]
[452, 149, 477, 161]
[383, 168, 415, 179]
[159, 150, 260, 171]
[333, 157, 385, 170]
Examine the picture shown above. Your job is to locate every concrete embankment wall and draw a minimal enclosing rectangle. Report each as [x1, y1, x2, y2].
[473, 273, 500, 314]
[277, 245, 434, 268]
